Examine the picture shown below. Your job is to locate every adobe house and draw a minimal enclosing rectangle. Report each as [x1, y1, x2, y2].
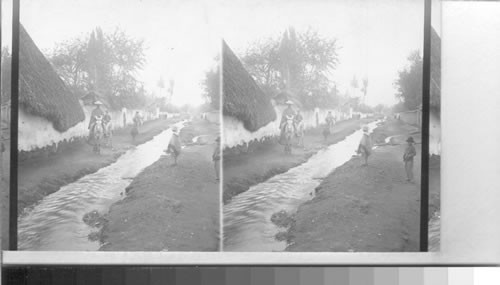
[16, 24, 86, 154]
[222, 40, 353, 150]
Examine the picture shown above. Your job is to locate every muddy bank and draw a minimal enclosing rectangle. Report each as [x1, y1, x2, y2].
[223, 118, 375, 203]
[16, 117, 185, 214]
[286, 119, 435, 252]
[99, 119, 220, 251]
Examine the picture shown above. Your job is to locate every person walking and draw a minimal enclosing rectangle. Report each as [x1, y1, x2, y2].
[357, 126, 372, 166]
[403, 136, 416, 182]
[213, 137, 221, 182]
[167, 126, 182, 166]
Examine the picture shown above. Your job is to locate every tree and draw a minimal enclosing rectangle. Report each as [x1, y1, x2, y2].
[1, 48, 12, 101]
[242, 27, 340, 109]
[157, 76, 165, 96]
[50, 37, 88, 93]
[49, 27, 146, 109]
[242, 37, 281, 94]
[202, 65, 220, 110]
[361, 77, 368, 97]
[374, 104, 385, 114]
[394, 50, 423, 111]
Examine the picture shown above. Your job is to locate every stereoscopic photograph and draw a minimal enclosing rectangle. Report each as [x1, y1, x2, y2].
[9, 0, 220, 251]
[221, 0, 440, 252]
[1, 0, 442, 255]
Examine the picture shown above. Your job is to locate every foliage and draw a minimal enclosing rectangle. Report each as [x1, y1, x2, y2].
[202, 63, 220, 110]
[1, 48, 11, 101]
[361, 77, 368, 97]
[49, 27, 147, 109]
[392, 101, 407, 114]
[241, 27, 340, 109]
[394, 50, 423, 111]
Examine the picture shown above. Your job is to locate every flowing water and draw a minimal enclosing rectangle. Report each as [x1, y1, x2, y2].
[18, 121, 186, 251]
[223, 121, 380, 252]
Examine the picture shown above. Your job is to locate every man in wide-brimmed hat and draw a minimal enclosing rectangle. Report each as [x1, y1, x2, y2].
[89, 101, 105, 130]
[279, 100, 297, 144]
[357, 125, 373, 166]
[88, 101, 106, 144]
[166, 126, 182, 166]
[403, 136, 417, 182]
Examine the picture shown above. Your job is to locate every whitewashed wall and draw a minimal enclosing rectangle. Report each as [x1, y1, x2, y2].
[204, 111, 220, 124]
[18, 102, 160, 151]
[430, 112, 441, 155]
[223, 104, 352, 149]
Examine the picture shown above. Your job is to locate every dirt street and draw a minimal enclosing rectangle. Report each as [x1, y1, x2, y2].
[1, 117, 183, 248]
[99, 119, 220, 251]
[16, 117, 184, 213]
[285, 119, 440, 252]
[223, 118, 374, 204]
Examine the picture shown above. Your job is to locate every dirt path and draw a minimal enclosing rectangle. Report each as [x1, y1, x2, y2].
[99, 119, 220, 251]
[286, 119, 432, 252]
[15, 117, 184, 214]
[223, 118, 374, 203]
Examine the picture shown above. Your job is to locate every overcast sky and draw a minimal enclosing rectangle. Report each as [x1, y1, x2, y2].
[211, 0, 441, 107]
[2, 0, 441, 107]
[3, 0, 220, 107]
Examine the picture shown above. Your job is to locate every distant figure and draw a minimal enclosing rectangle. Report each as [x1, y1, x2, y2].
[279, 100, 296, 145]
[103, 110, 113, 147]
[88, 101, 105, 132]
[213, 137, 221, 182]
[88, 101, 105, 145]
[357, 126, 372, 166]
[167, 126, 182, 166]
[133, 111, 142, 126]
[325, 111, 335, 135]
[103, 110, 111, 126]
[403, 136, 416, 183]
[294, 110, 305, 148]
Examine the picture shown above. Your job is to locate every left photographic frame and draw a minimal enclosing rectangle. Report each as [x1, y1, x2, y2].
[6, 0, 221, 252]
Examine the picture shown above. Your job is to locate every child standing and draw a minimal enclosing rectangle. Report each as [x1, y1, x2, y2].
[403, 136, 416, 182]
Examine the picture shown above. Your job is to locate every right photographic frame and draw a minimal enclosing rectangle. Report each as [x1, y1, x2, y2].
[220, 0, 441, 252]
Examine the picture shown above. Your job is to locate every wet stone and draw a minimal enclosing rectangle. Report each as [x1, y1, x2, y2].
[270, 210, 294, 228]
[275, 231, 289, 242]
[83, 210, 107, 228]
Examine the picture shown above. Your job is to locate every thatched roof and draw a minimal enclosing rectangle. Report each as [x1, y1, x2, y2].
[19, 24, 85, 132]
[223, 41, 276, 132]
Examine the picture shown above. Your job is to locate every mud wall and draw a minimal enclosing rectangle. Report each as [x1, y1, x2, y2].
[398, 110, 422, 126]
[204, 111, 220, 124]
[430, 111, 441, 155]
[18, 102, 160, 152]
[223, 104, 352, 149]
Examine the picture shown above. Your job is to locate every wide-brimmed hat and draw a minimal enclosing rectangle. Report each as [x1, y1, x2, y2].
[406, 136, 415, 143]
[94, 100, 103, 105]
[285, 100, 294, 105]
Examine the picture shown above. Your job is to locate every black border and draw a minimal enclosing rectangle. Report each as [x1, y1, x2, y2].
[420, 0, 432, 252]
[9, 0, 20, 251]
[5, 0, 432, 253]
